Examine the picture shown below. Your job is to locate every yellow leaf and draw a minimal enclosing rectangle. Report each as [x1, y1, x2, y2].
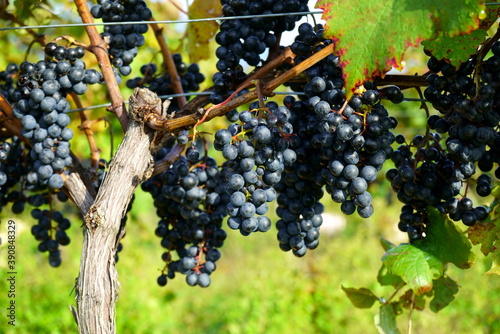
[183, 0, 222, 62]
[484, 250, 500, 276]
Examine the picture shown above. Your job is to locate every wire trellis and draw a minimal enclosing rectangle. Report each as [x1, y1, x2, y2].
[0, 11, 324, 31]
[65, 91, 426, 114]
[1, 2, 498, 31]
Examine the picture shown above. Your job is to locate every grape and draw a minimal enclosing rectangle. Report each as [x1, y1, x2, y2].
[48, 174, 64, 189]
[21, 115, 37, 130]
[72, 82, 87, 95]
[38, 164, 53, 179]
[90, 0, 152, 74]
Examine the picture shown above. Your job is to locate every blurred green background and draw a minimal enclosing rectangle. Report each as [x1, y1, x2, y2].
[0, 0, 500, 333]
[1, 191, 500, 334]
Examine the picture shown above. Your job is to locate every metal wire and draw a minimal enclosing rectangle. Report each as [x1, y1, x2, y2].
[0, 11, 323, 31]
[2, 2, 498, 31]
[65, 91, 425, 113]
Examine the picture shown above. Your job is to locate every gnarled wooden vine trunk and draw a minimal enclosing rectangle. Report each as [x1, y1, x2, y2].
[69, 88, 161, 334]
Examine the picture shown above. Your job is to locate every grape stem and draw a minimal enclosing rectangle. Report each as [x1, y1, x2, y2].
[73, 0, 128, 130]
[408, 292, 415, 334]
[162, 44, 333, 131]
[375, 74, 429, 88]
[52, 35, 89, 49]
[414, 86, 431, 147]
[168, 0, 188, 15]
[474, 26, 500, 98]
[176, 45, 298, 136]
[70, 93, 101, 172]
[383, 282, 406, 305]
[152, 143, 185, 176]
[150, 19, 187, 108]
[0, 94, 31, 146]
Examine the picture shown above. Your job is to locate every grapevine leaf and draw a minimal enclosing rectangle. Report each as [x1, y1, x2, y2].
[421, 29, 487, 68]
[341, 286, 379, 309]
[382, 243, 442, 295]
[380, 237, 396, 252]
[316, 0, 485, 97]
[419, 207, 475, 269]
[382, 207, 474, 294]
[492, 184, 500, 197]
[484, 249, 500, 275]
[467, 193, 500, 263]
[398, 289, 427, 311]
[479, 2, 500, 30]
[430, 276, 459, 312]
[183, 0, 222, 62]
[468, 191, 500, 275]
[374, 303, 401, 334]
[377, 264, 404, 287]
[468, 221, 499, 256]
[13, 0, 52, 21]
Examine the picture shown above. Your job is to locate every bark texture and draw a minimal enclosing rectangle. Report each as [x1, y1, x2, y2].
[74, 88, 162, 334]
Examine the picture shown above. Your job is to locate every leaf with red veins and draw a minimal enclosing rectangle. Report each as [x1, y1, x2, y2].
[315, 0, 485, 99]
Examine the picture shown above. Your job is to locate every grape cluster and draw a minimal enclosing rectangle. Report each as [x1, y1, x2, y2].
[126, 54, 205, 112]
[0, 51, 84, 266]
[217, 0, 308, 68]
[210, 0, 308, 104]
[260, 22, 399, 255]
[0, 63, 19, 102]
[45, 42, 87, 63]
[31, 208, 71, 267]
[384, 42, 500, 240]
[90, 0, 152, 77]
[12, 58, 83, 189]
[386, 133, 490, 240]
[288, 23, 397, 215]
[0, 135, 73, 267]
[0, 138, 28, 211]
[10, 43, 101, 191]
[270, 93, 396, 255]
[214, 102, 293, 235]
[142, 150, 229, 287]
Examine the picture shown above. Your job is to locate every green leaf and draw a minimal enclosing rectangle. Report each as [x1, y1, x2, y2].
[421, 29, 487, 68]
[485, 249, 500, 275]
[491, 184, 500, 197]
[430, 276, 459, 312]
[13, 0, 51, 21]
[479, 3, 500, 30]
[380, 237, 396, 252]
[341, 286, 379, 309]
[316, 0, 485, 97]
[382, 243, 442, 295]
[418, 207, 475, 269]
[382, 207, 475, 294]
[467, 191, 500, 275]
[374, 303, 401, 334]
[377, 264, 404, 287]
[183, 0, 222, 62]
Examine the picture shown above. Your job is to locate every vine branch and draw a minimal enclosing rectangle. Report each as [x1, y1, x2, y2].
[70, 92, 101, 172]
[73, 0, 128, 130]
[156, 44, 332, 132]
[150, 19, 187, 108]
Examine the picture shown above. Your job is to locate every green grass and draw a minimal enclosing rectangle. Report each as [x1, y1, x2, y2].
[1, 189, 500, 334]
